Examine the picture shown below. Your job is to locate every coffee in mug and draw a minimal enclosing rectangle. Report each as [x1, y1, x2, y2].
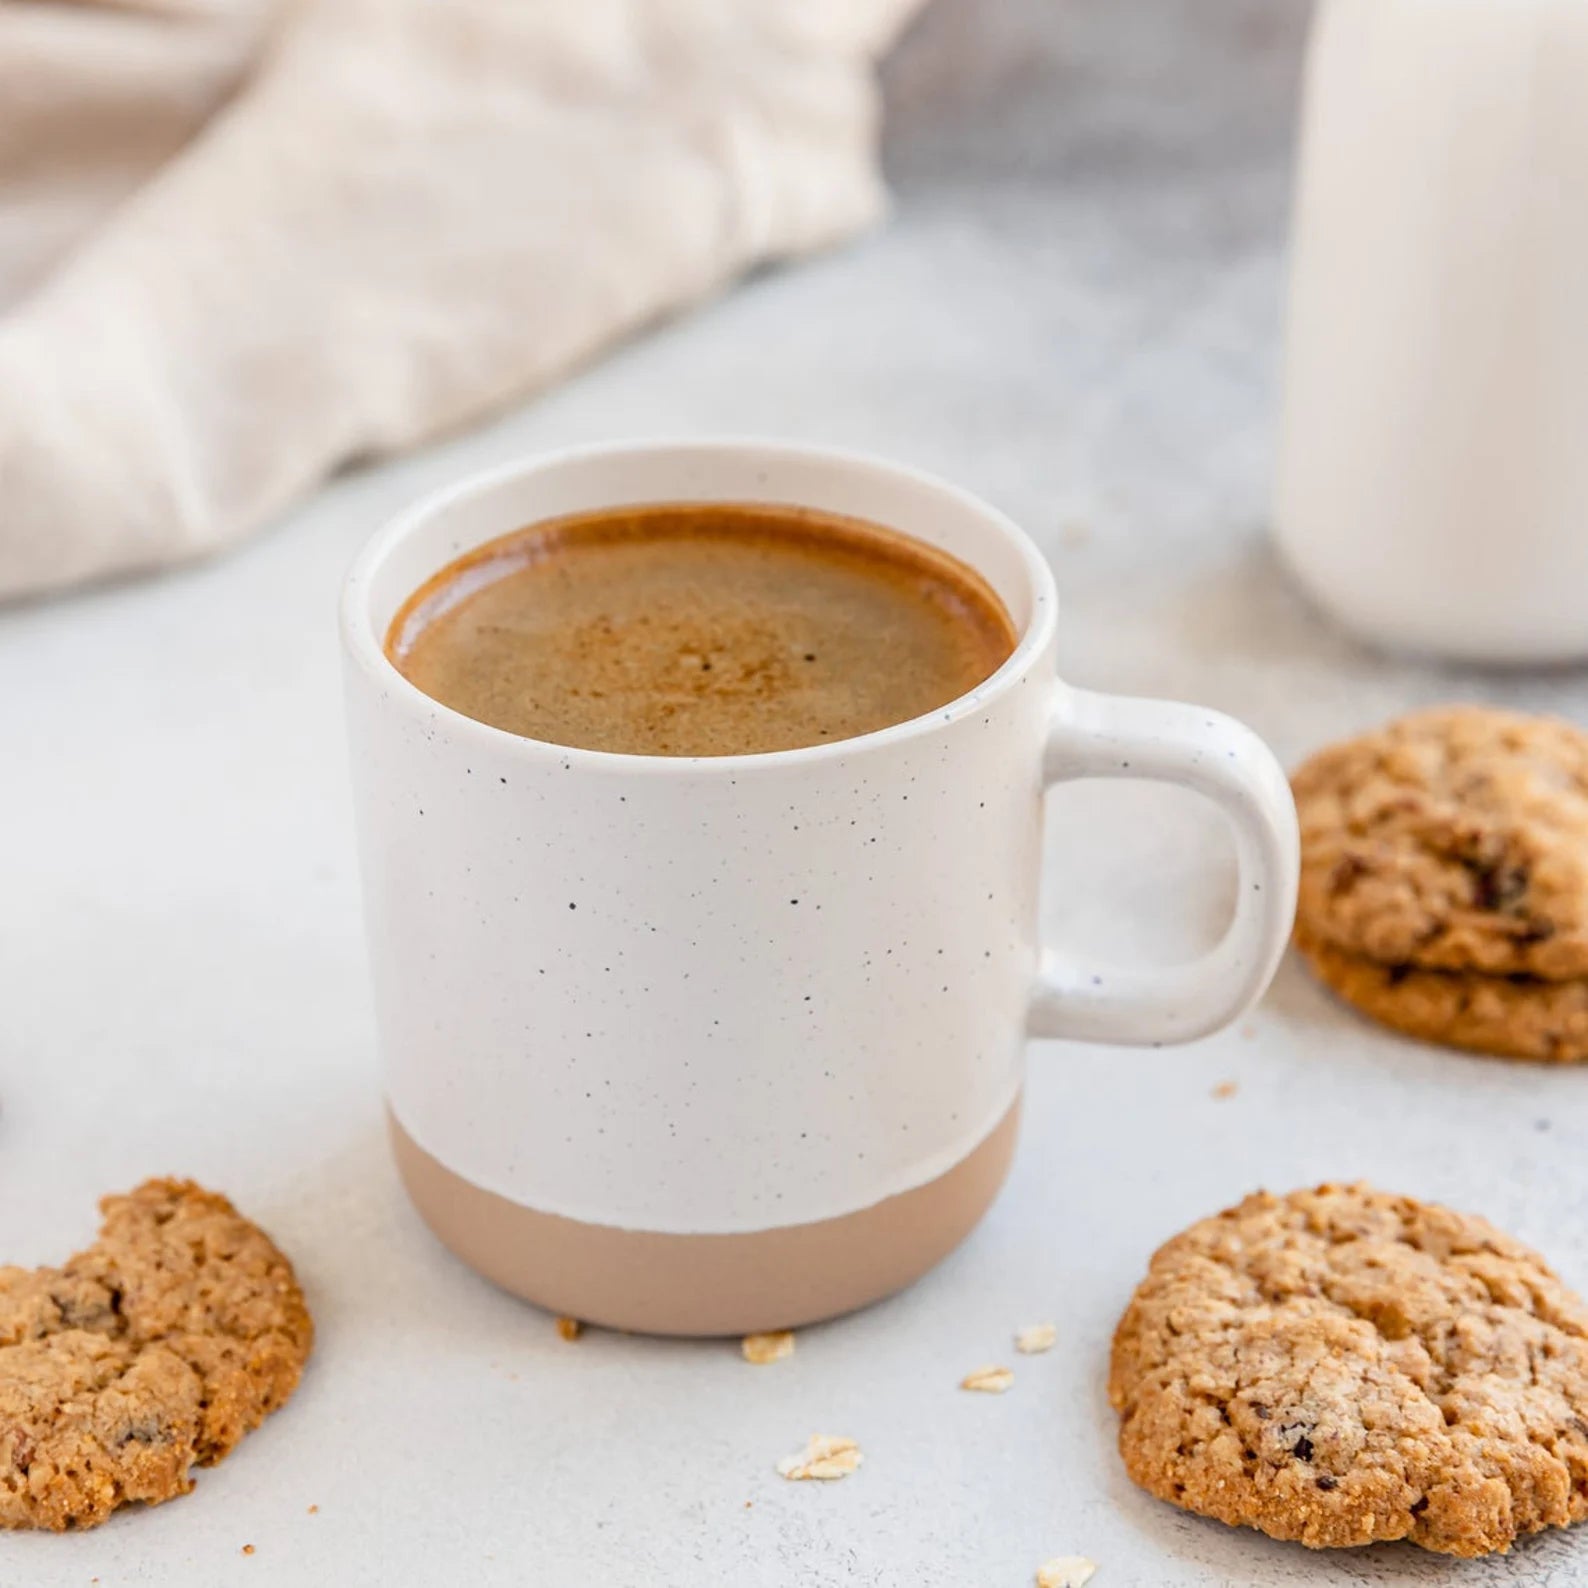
[386, 501, 1018, 757]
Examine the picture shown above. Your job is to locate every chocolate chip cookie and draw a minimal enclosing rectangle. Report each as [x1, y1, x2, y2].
[0, 1179, 312, 1530]
[1293, 705, 1588, 1058]
[1108, 1183, 1588, 1557]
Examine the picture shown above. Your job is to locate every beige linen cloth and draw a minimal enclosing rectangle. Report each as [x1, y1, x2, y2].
[0, 0, 920, 599]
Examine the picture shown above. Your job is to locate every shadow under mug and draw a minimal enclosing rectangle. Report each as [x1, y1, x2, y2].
[341, 440, 1299, 1334]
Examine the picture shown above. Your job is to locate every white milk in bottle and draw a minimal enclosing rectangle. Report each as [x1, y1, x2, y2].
[1275, 0, 1588, 661]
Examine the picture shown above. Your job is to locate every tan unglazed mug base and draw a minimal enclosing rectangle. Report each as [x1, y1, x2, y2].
[389, 1100, 1022, 1336]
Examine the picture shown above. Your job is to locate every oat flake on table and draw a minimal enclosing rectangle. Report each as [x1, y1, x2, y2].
[776, 1434, 862, 1481]
[741, 1330, 795, 1364]
[960, 1364, 1014, 1393]
[1015, 1322, 1056, 1354]
[1036, 1556, 1096, 1588]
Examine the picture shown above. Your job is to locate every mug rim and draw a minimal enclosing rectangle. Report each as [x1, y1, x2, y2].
[339, 437, 1059, 776]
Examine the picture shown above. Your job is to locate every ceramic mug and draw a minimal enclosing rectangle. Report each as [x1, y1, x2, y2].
[341, 440, 1299, 1335]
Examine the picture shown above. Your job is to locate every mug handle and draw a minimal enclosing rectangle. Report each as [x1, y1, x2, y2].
[1027, 684, 1300, 1045]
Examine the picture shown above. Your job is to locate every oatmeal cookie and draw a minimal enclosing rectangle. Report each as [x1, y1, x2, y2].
[1293, 707, 1588, 980]
[0, 1179, 312, 1530]
[1294, 924, 1588, 1064]
[1109, 1183, 1588, 1557]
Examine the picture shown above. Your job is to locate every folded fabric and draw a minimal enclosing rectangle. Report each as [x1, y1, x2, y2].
[0, 0, 920, 600]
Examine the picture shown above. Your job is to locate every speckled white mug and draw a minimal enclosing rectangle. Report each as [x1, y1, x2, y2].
[342, 440, 1299, 1334]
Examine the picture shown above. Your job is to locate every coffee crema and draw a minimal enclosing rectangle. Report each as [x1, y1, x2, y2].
[386, 501, 1018, 756]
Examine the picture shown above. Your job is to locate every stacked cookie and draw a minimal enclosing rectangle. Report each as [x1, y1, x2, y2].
[1292, 706, 1588, 1062]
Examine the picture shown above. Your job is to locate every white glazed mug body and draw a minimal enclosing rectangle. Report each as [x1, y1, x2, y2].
[342, 441, 1298, 1332]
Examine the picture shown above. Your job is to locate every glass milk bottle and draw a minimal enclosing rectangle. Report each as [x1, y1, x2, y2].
[1274, 0, 1588, 662]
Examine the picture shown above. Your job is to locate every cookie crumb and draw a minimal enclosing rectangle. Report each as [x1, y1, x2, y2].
[1211, 1080, 1238, 1099]
[776, 1434, 862, 1481]
[742, 1330, 795, 1365]
[1015, 1323, 1057, 1355]
[1036, 1557, 1096, 1588]
[555, 1316, 583, 1341]
[307, 1504, 319, 1515]
[961, 1364, 1014, 1393]
[241, 1544, 255, 1556]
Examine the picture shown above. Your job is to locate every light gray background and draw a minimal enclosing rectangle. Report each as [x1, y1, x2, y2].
[4, 1, 1586, 1583]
